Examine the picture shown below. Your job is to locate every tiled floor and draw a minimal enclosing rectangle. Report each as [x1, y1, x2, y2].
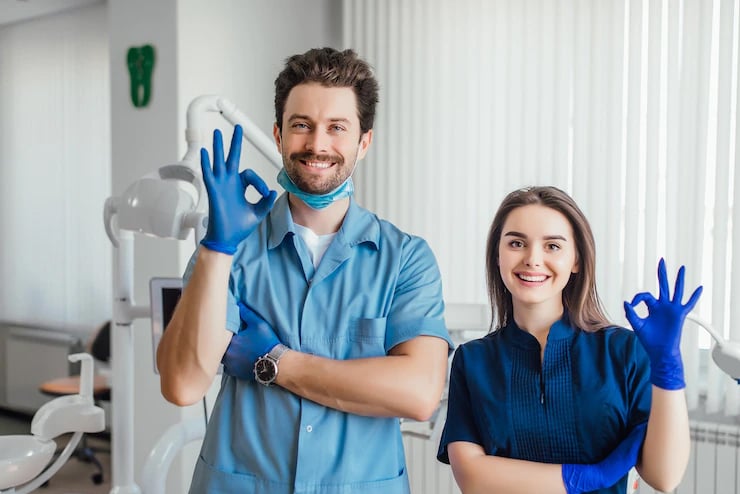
[0, 409, 111, 493]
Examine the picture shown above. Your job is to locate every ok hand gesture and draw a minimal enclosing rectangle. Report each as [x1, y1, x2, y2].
[624, 258, 703, 390]
[200, 125, 277, 255]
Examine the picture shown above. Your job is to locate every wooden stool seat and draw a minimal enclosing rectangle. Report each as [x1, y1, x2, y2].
[39, 375, 110, 401]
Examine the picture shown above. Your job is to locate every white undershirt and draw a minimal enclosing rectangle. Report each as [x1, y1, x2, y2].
[293, 223, 336, 268]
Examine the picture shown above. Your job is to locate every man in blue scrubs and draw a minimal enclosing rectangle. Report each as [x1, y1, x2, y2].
[157, 47, 453, 493]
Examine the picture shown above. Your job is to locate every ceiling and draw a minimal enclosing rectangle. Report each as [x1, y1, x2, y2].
[0, 0, 102, 27]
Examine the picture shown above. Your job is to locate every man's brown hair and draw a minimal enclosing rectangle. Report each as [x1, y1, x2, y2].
[274, 47, 379, 136]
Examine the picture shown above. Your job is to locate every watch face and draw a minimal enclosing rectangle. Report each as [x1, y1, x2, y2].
[255, 357, 277, 384]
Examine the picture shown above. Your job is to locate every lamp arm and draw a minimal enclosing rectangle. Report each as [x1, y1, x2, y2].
[216, 97, 282, 169]
[182, 211, 207, 246]
[182, 95, 282, 171]
[103, 197, 120, 248]
[686, 312, 740, 383]
[687, 312, 726, 349]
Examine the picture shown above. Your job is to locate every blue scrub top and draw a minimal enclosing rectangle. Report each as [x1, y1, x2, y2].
[438, 318, 651, 494]
[186, 194, 454, 494]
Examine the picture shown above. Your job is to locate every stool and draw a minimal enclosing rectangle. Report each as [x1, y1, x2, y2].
[39, 374, 110, 485]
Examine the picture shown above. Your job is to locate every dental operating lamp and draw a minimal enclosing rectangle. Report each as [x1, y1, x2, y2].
[104, 94, 281, 246]
[103, 95, 281, 494]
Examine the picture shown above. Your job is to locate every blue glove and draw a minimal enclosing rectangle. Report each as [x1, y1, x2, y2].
[221, 302, 281, 381]
[562, 422, 647, 494]
[624, 258, 703, 390]
[200, 125, 277, 255]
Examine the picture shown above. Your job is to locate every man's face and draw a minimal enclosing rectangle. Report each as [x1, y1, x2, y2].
[274, 83, 372, 195]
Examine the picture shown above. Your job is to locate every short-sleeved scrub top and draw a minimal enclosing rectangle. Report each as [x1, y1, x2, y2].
[438, 318, 651, 494]
[187, 194, 454, 494]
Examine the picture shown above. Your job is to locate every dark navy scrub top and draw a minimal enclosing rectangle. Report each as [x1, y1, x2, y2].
[438, 318, 651, 494]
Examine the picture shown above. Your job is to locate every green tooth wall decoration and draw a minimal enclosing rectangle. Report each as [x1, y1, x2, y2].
[127, 44, 156, 108]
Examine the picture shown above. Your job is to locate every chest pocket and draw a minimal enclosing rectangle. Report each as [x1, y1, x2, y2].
[335, 317, 387, 360]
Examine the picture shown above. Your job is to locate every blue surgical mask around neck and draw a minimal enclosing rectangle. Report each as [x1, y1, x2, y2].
[277, 168, 354, 210]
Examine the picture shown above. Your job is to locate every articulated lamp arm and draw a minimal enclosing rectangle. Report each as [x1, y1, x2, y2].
[183, 94, 282, 170]
[687, 313, 740, 383]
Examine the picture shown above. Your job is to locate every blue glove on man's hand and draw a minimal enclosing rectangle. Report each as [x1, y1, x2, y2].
[200, 125, 277, 255]
[624, 258, 703, 390]
[562, 422, 647, 494]
[221, 302, 281, 381]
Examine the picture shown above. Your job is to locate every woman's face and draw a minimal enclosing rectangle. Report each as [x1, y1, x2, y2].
[497, 204, 579, 317]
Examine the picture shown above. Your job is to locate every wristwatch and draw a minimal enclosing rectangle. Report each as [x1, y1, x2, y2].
[254, 344, 289, 386]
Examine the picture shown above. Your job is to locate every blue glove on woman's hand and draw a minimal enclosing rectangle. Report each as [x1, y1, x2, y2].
[200, 125, 277, 255]
[624, 258, 703, 390]
[221, 302, 281, 381]
[562, 422, 647, 494]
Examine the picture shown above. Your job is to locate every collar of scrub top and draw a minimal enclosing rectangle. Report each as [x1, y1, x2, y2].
[267, 194, 380, 251]
[499, 317, 576, 350]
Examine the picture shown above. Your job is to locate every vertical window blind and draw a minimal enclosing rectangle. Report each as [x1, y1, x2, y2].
[344, 0, 740, 416]
[0, 4, 111, 330]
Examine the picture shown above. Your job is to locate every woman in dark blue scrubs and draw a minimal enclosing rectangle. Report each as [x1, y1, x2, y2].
[438, 186, 701, 494]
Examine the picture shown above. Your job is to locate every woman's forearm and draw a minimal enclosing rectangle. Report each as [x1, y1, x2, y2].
[448, 441, 566, 494]
[637, 386, 690, 492]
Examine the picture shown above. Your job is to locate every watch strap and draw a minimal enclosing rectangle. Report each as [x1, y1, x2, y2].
[267, 343, 289, 362]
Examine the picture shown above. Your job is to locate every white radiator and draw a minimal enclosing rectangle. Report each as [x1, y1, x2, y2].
[0, 323, 84, 414]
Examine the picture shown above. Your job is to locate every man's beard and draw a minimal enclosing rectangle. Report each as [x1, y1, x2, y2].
[283, 151, 352, 195]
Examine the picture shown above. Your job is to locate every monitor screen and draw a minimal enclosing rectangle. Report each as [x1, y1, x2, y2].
[160, 287, 181, 329]
[150, 277, 183, 374]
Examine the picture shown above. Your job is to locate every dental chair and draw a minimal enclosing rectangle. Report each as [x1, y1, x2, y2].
[37, 322, 111, 486]
[0, 353, 105, 494]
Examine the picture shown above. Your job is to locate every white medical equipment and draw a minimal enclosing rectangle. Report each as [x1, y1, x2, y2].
[686, 313, 740, 382]
[0, 353, 105, 494]
[103, 95, 281, 494]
